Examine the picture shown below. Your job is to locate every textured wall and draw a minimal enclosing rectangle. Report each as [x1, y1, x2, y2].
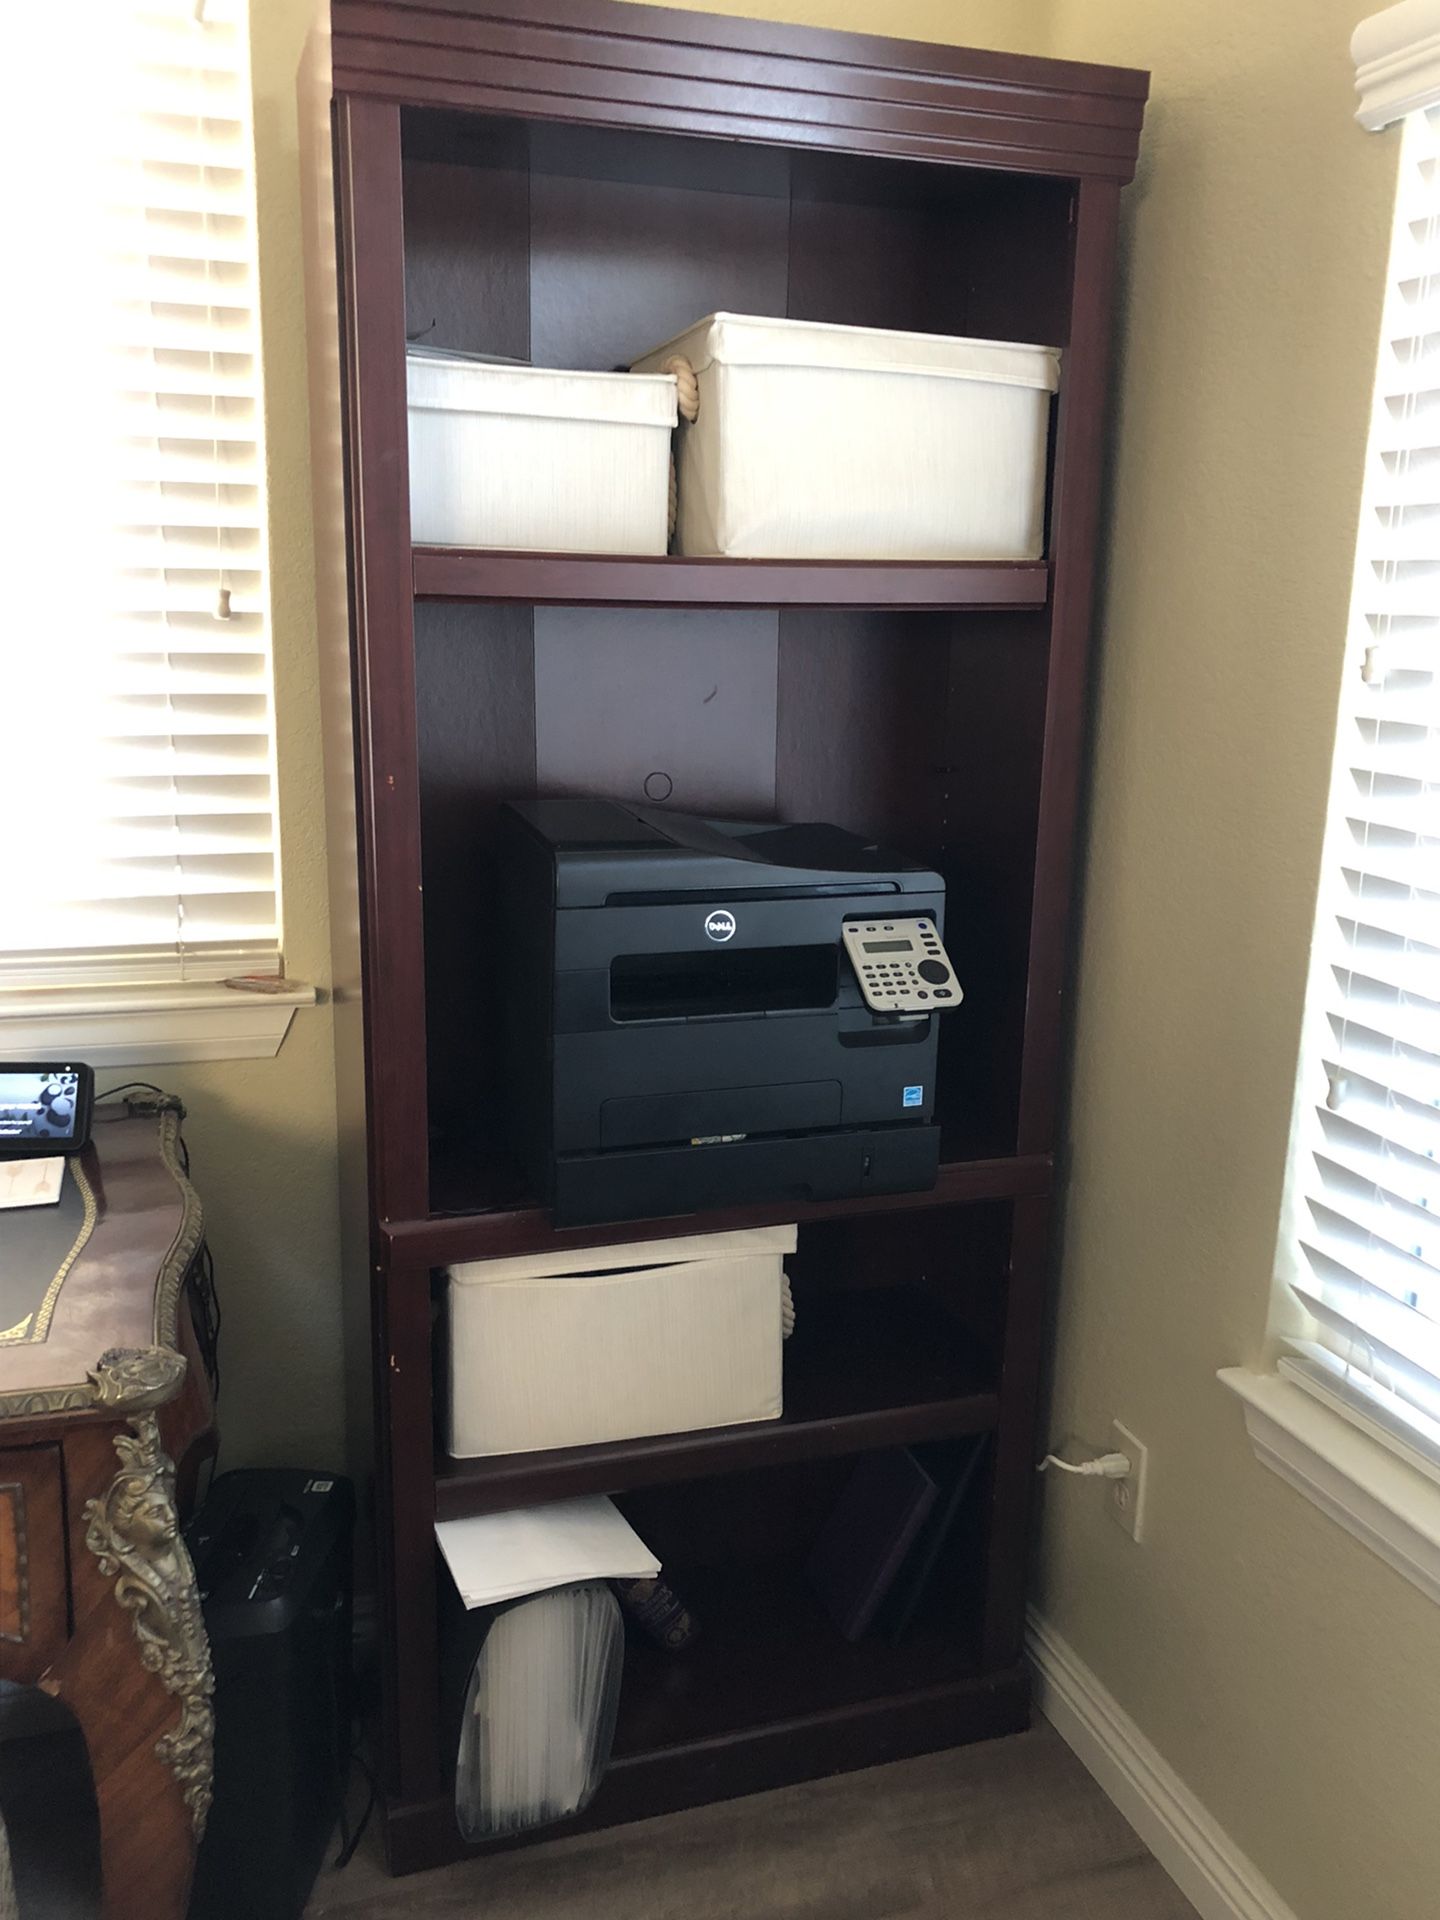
[121, 0, 345, 1476]
[618, 0, 1053, 43]
[1031, 5, 1440, 1920]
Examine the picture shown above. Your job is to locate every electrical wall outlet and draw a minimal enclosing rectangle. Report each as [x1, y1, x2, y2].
[1110, 1420, 1148, 1543]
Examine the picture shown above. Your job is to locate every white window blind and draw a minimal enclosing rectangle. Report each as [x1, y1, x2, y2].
[1280, 103, 1440, 1458]
[0, 0, 280, 989]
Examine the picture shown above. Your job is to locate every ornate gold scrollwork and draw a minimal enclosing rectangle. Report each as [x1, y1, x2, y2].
[82, 1348, 214, 1837]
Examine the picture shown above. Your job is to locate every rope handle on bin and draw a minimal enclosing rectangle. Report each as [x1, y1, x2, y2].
[661, 356, 698, 546]
[661, 354, 700, 422]
[650, 355, 698, 547]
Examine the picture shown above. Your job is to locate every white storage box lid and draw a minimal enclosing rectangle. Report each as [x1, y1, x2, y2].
[407, 347, 678, 428]
[449, 1223, 796, 1288]
[633, 312, 1060, 393]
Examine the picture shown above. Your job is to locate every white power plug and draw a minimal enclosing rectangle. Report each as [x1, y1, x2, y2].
[1036, 1449, 1132, 1480]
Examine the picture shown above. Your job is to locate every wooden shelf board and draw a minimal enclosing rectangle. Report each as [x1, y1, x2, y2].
[412, 546, 1050, 611]
[389, 1150, 1052, 1270]
[437, 1278, 998, 1516]
[380, 1655, 1030, 1874]
[436, 1388, 997, 1517]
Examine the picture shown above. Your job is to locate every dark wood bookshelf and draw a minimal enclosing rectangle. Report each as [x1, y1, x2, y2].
[436, 1284, 1002, 1517]
[609, 1561, 989, 1759]
[392, 1148, 1054, 1267]
[325, 0, 1146, 1875]
[384, 1660, 1028, 1874]
[412, 546, 1052, 610]
[436, 1385, 1000, 1517]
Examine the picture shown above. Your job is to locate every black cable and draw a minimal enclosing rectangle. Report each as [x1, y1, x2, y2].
[95, 1080, 166, 1104]
[187, 1242, 222, 1400]
[333, 1745, 377, 1871]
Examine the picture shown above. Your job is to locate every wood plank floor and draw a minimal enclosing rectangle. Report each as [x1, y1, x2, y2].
[305, 1725, 1198, 1919]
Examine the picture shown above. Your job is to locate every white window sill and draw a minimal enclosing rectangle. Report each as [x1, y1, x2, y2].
[0, 981, 317, 1068]
[1220, 1366, 1440, 1606]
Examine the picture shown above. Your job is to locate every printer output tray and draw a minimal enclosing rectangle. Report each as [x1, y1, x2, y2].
[551, 1124, 940, 1228]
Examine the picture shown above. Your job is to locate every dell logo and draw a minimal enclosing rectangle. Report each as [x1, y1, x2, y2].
[704, 909, 737, 943]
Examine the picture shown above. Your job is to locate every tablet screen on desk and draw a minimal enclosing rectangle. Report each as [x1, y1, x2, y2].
[0, 1066, 94, 1157]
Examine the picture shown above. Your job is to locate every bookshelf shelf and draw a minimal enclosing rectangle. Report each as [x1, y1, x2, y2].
[412, 546, 1051, 611]
[436, 1286, 1001, 1519]
[392, 1150, 1053, 1269]
[381, 1662, 1028, 1874]
[608, 1561, 992, 1762]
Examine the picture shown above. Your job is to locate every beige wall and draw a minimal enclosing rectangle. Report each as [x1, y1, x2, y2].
[623, 0, 1053, 44]
[241, 0, 1438, 1910]
[1030, 6, 1440, 1920]
[121, 0, 346, 1475]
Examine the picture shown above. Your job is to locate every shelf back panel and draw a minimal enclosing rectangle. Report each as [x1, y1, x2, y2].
[399, 109, 1076, 371]
[413, 602, 1046, 1203]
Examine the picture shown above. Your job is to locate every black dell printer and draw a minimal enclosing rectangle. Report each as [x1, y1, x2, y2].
[498, 799, 963, 1227]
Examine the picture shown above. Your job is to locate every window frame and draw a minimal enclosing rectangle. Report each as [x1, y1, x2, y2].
[0, 0, 310, 1064]
[1227, 7, 1440, 1597]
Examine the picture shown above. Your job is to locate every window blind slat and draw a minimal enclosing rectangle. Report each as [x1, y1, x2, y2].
[1322, 1034, 1440, 1112]
[1, 0, 278, 987]
[1313, 1121, 1440, 1214]
[1322, 985, 1440, 1056]
[1281, 103, 1440, 1453]
[1308, 1182, 1440, 1280]
[1319, 1068, 1440, 1163]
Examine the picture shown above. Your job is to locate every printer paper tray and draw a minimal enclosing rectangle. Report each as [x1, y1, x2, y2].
[550, 1125, 940, 1228]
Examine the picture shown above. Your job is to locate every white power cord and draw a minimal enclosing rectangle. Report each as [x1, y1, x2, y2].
[1037, 1450, 1131, 1480]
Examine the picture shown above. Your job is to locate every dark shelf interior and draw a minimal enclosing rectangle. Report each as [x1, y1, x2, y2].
[399, 110, 1075, 366]
[607, 1447, 987, 1752]
[414, 602, 1050, 1211]
[610, 1556, 986, 1760]
[436, 1251, 1005, 1517]
[437, 1445, 995, 1784]
[400, 100, 1072, 1216]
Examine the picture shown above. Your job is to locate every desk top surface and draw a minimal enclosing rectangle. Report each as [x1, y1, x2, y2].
[0, 1102, 202, 1419]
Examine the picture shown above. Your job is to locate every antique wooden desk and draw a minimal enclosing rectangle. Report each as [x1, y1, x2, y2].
[0, 1097, 217, 1920]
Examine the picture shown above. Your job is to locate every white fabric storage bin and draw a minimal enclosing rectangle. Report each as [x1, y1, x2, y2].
[407, 349, 677, 554]
[631, 312, 1061, 561]
[446, 1225, 795, 1459]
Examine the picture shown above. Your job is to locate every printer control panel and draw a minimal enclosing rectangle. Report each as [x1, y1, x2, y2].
[842, 917, 964, 1016]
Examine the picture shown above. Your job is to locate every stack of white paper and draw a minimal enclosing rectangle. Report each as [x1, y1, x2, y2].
[435, 1496, 660, 1608]
[438, 1498, 659, 1841]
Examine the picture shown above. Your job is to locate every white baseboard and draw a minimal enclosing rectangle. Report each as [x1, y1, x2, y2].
[1026, 1610, 1298, 1920]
